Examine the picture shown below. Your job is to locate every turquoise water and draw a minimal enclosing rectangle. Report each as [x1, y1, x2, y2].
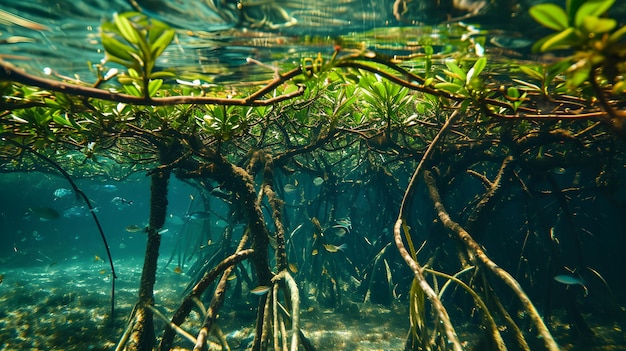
[2, 1, 626, 351]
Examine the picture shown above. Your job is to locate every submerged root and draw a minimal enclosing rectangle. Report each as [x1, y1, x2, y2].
[424, 169, 560, 351]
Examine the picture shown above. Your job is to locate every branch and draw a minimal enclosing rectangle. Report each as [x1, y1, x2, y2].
[157, 248, 254, 350]
[423, 169, 559, 351]
[393, 107, 464, 351]
[0, 58, 305, 106]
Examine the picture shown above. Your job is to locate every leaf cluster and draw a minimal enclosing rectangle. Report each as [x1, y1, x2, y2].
[101, 12, 176, 97]
[530, 0, 626, 91]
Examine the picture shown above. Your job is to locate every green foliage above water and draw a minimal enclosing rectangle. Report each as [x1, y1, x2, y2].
[530, 0, 626, 92]
[101, 12, 176, 97]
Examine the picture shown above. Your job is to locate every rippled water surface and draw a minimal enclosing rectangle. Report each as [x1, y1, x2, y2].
[0, 0, 535, 86]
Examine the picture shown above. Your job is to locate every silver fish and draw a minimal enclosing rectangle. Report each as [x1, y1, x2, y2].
[554, 274, 588, 296]
[53, 188, 72, 199]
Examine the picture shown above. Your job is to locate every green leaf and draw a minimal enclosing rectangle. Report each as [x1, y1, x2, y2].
[101, 35, 136, 62]
[444, 60, 466, 81]
[566, 63, 591, 89]
[539, 27, 581, 52]
[150, 29, 175, 59]
[148, 71, 176, 79]
[530, 4, 569, 31]
[466, 57, 486, 84]
[507, 86, 520, 99]
[119, 78, 142, 96]
[147, 79, 163, 97]
[52, 113, 75, 128]
[612, 80, 625, 94]
[114, 13, 141, 45]
[519, 65, 544, 81]
[608, 25, 626, 43]
[434, 82, 466, 95]
[575, 0, 615, 28]
[582, 16, 616, 34]
[566, 0, 586, 24]
[147, 19, 171, 44]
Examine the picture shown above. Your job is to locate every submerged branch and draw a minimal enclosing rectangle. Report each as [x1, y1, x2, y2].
[158, 248, 254, 351]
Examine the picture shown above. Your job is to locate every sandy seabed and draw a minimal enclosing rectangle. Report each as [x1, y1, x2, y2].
[1, 255, 625, 351]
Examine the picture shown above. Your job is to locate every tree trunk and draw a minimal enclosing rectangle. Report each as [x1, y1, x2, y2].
[127, 169, 170, 351]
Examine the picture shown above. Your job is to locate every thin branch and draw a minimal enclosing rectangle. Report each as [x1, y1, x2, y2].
[393, 106, 464, 351]
[146, 305, 197, 345]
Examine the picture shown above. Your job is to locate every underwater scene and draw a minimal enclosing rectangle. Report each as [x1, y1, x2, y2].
[1, 0, 626, 350]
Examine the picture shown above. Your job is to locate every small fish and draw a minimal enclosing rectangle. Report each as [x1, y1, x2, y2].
[288, 263, 298, 273]
[332, 219, 352, 236]
[323, 243, 347, 253]
[283, 184, 297, 193]
[312, 249, 318, 256]
[53, 188, 72, 199]
[63, 205, 88, 218]
[313, 177, 324, 186]
[119, 243, 127, 249]
[112, 197, 133, 206]
[250, 285, 271, 296]
[186, 211, 210, 220]
[28, 207, 60, 221]
[334, 218, 352, 232]
[200, 239, 214, 250]
[125, 225, 144, 233]
[94, 255, 103, 262]
[100, 184, 118, 192]
[331, 226, 349, 237]
[554, 274, 588, 296]
[99, 269, 107, 275]
[554, 274, 585, 286]
[157, 228, 169, 235]
[173, 266, 183, 274]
